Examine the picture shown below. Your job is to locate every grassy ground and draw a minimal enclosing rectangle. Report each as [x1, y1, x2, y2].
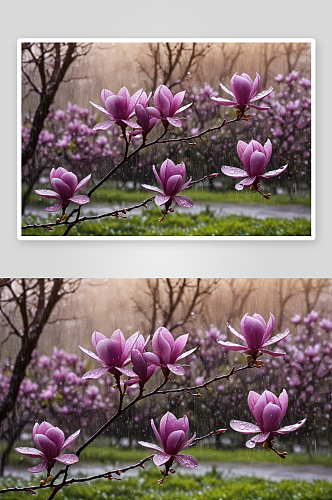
[8, 445, 332, 468]
[28, 187, 311, 207]
[21, 208, 311, 237]
[1, 469, 332, 500]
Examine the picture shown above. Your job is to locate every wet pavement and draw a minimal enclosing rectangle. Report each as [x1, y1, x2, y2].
[4, 461, 331, 482]
[26, 202, 311, 221]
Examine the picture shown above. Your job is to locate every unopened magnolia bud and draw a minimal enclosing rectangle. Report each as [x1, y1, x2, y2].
[46, 474, 54, 483]
[217, 429, 227, 434]
[39, 480, 45, 486]
[210, 173, 219, 178]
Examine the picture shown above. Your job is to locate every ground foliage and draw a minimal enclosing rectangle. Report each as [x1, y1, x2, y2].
[22, 209, 311, 237]
[1, 470, 331, 500]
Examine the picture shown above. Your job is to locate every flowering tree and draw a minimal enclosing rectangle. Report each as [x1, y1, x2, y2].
[0, 304, 308, 498]
[20, 65, 304, 236]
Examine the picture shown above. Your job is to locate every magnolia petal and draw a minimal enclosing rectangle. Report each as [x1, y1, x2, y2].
[68, 195, 90, 205]
[277, 418, 307, 434]
[15, 447, 45, 458]
[262, 329, 290, 347]
[175, 102, 193, 115]
[45, 201, 63, 212]
[141, 184, 163, 194]
[78, 345, 104, 364]
[217, 339, 246, 351]
[218, 81, 235, 97]
[221, 166, 248, 178]
[28, 460, 48, 473]
[82, 367, 109, 379]
[92, 120, 116, 131]
[167, 117, 182, 127]
[259, 348, 285, 357]
[153, 452, 172, 466]
[55, 453, 79, 465]
[176, 454, 198, 467]
[117, 366, 137, 377]
[210, 96, 237, 106]
[154, 194, 170, 206]
[173, 195, 194, 208]
[246, 432, 270, 448]
[167, 364, 185, 376]
[262, 164, 288, 178]
[151, 419, 163, 447]
[75, 174, 91, 192]
[138, 441, 163, 453]
[249, 87, 273, 102]
[227, 323, 246, 341]
[235, 177, 256, 190]
[248, 103, 270, 110]
[62, 429, 81, 450]
[176, 347, 197, 361]
[230, 420, 261, 434]
[89, 101, 111, 116]
[121, 119, 141, 129]
[34, 189, 60, 200]
[182, 432, 197, 450]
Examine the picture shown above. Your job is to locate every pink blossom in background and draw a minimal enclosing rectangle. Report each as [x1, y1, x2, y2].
[230, 389, 306, 449]
[138, 412, 198, 468]
[15, 422, 80, 473]
[147, 85, 193, 127]
[217, 313, 290, 359]
[35, 167, 91, 212]
[142, 159, 194, 208]
[318, 318, 332, 331]
[291, 314, 302, 324]
[210, 72, 273, 111]
[221, 139, 288, 191]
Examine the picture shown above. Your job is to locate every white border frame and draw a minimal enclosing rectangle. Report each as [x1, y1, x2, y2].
[17, 38, 316, 241]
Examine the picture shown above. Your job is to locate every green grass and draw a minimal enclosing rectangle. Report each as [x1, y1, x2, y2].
[27, 187, 311, 207]
[1, 469, 332, 500]
[8, 445, 332, 468]
[21, 208, 311, 237]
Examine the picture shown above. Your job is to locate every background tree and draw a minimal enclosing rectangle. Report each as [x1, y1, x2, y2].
[21, 42, 92, 213]
[0, 278, 81, 473]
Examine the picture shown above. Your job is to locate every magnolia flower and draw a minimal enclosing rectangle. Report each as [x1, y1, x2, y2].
[210, 72, 273, 111]
[221, 139, 288, 191]
[318, 318, 332, 331]
[217, 313, 290, 358]
[130, 348, 156, 386]
[230, 389, 306, 450]
[79, 329, 140, 379]
[90, 86, 143, 131]
[15, 421, 80, 473]
[35, 167, 91, 212]
[147, 85, 192, 127]
[291, 314, 302, 324]
[138, 412, 198, 468]
[143, 327, 196, 376]
[132, 104, 158, 137]
[142, 159, 194, 208]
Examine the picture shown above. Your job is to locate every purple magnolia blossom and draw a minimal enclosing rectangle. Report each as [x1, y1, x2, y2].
[132, 104, 158, 137]
[90, 87, 143, 131]
[304, 310, 319, 325]
[147, 85, 192, 127]
[142, 159, 194, 208]
[217, 313, 290, 359]
[15, 421, 80, 473]
[79, 329, 141, 380]
[210, 72, 273, 111]
[35, 167, 91, 212]
[138, 412, 198, 468]
[143, 327, 196, 376]
[130, 349, 156, 386]
[318, 318, 332, 331]
[230, 389, 306, 449]
[291, 314, 302, 324]
[221, 139, 288, 191]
